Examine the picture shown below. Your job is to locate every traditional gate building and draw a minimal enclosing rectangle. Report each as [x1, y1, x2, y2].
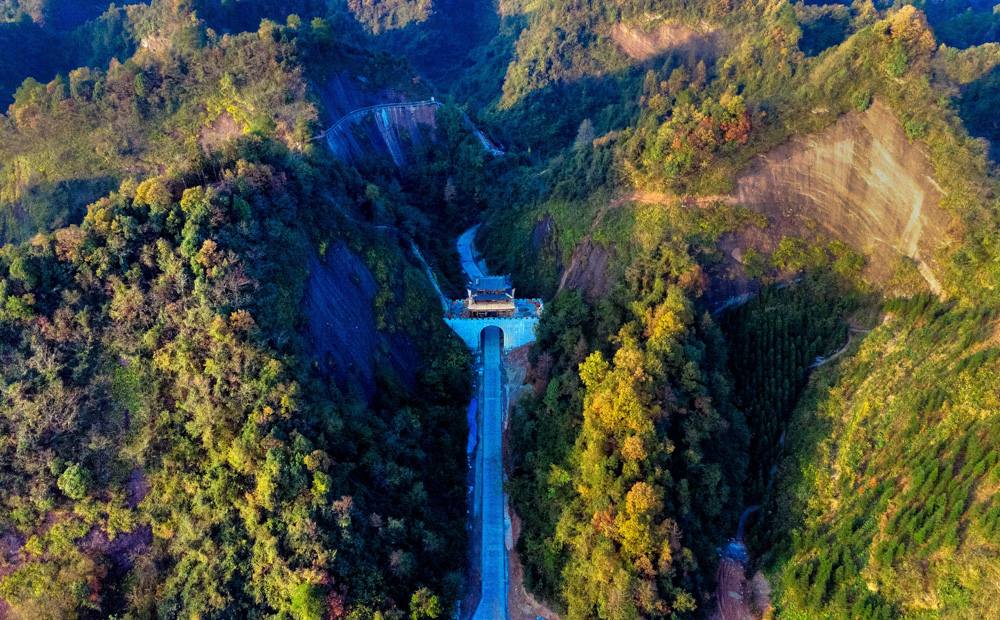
[445, 274, 542, 351]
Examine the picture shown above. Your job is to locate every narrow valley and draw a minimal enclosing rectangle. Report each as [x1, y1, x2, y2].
[0, 2, 998, 620]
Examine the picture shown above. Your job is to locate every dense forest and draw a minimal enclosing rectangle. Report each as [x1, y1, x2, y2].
[0, 1, 476, 618]
[717, 276, 860, 500]
[1, 0, 1000, 619]
[760, 294, 1000, 618]
[507, 206, 755, 617]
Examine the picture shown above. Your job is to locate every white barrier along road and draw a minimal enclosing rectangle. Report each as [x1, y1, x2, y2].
[313, 100, 443, 141]
[316, 101, 504, 156]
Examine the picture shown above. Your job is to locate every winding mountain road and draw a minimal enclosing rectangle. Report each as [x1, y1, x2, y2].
[457, 225, 486, 279]
[314, 100, 443, 140]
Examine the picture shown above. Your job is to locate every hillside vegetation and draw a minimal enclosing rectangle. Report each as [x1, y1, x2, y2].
[509, 204, 754, 617]
[3, 0, 1000, 619]
[0, 2, 474, 619]
[541, 4, 997, 300]
[761, 295, 1000, 618]
[473, 2, 1000, 619]
[0, 6, 312, 244]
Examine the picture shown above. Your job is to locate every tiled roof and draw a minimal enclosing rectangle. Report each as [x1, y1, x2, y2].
[471, 275, 511, 290]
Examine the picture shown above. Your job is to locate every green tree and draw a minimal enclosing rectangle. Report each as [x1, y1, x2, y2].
[57, 464, 89, 500]
[409, 588, 442, 619]
[289, 583, 323, 620]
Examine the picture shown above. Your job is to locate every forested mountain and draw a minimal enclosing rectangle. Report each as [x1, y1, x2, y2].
[760, 294, 1000, 618]
[472, 1, 1000, 618]
[0, 2, 474, 618]
[1, 1, 1000, 619]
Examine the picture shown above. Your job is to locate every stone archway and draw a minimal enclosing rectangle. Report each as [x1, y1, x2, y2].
[444, 316, 540, 351]
[479, 325, 504, 351]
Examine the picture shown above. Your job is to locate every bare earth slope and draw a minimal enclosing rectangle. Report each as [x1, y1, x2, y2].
[609, 21, 723, 62]
[561, 100, 955, 304]
[726, 99, 951, 291]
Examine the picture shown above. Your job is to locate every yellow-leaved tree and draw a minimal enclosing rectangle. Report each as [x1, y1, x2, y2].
[556, 284, 726, 619]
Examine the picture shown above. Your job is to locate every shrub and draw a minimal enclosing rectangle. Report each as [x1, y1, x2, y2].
[852, 90, 871, 111]
[905, 119, 927, 139]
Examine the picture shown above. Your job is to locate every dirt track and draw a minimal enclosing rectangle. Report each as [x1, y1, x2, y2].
[716, 558, 754, 620]
[715, 505, 768, 620]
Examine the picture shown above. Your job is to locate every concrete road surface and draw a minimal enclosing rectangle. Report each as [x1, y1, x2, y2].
[458, 227, 508, 619]
[458, 226, 485, 280]
[473, 325, 508, 620]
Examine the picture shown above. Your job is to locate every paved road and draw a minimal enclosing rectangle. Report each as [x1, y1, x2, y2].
[458, 225, 509, 619]
[457, 225, 485, 280]
[473, 325, 508, 620]
[461, 113, 505, 156]
[317, 101, 504, 155]
[735, 505, 759, 543]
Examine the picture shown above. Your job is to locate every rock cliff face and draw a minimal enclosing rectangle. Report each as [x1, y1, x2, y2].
[318, 71, 408, 118]
[559, 240, 614, 301]
[317, 72, 439, 167]
[302, 243, 419, 402]
[720, 99, 951, 294]
[559, 100, 954, 306]
[325, 104, 440, 167]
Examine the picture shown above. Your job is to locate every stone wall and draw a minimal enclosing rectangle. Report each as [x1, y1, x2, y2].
[445, 316, 540, 351]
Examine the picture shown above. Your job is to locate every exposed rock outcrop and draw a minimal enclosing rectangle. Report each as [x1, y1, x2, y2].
[302, 242, 419, 401]
[722, 99, 951, 293]
[613, 100, 952, 305]
[317, 71, 438, 167]
[325, 104, 439, 167]
[559, 240, 614, 301]
[318, 71, 410, 119]
[561, 100, 954, 307]
[610, 21, 723, 62]
[531, 213, 556, 253]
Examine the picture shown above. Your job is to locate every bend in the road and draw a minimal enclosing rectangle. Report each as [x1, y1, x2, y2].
[317, 102, 505, 156]
[735, 505, 760, 543]
[457, 225, 485, 280]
